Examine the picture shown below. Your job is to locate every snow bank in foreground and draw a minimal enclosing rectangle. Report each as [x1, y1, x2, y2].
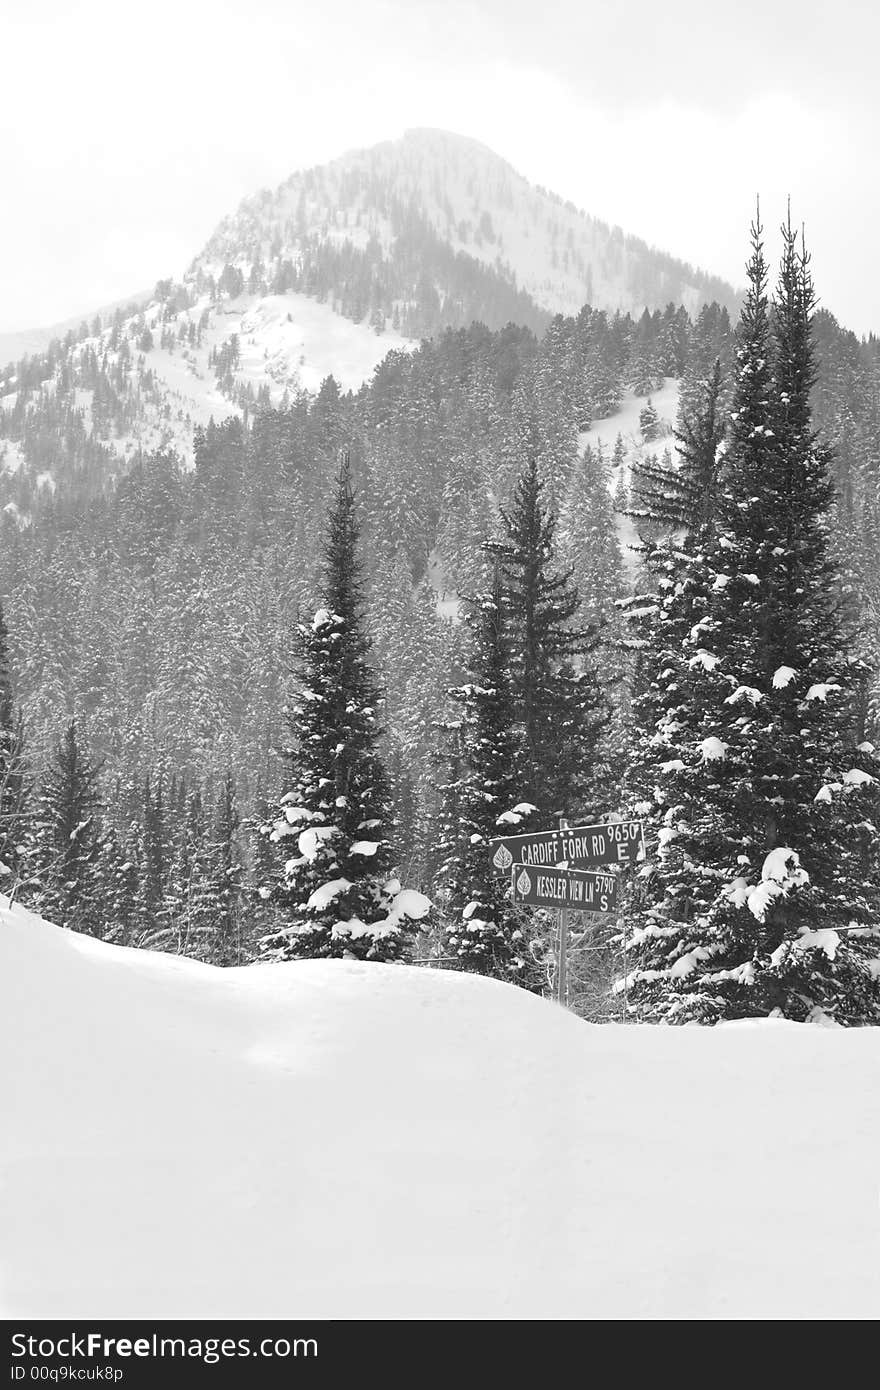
[2, 898, 879, 1319]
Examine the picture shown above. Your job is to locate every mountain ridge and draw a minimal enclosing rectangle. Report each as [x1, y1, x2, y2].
[0, 289, 153, 369]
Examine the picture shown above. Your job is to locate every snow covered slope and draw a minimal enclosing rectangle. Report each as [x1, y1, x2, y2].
[0, 290, 413, 471]
[579, 378, 681, 568]
[3, 899, 878, 1320]
[122, 289, 411, 462]
[581, 378, 681, 462]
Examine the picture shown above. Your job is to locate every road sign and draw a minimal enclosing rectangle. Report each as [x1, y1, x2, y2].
[489, 820, 644, 875]
[510, 863, 619, 913]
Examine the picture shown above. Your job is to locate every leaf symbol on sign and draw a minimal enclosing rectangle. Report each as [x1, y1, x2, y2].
[493, 844, 513, 870]
[516, 868, 532, 896]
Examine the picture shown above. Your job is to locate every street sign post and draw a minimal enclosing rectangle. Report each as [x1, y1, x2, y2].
[556, 817, 570, 1007]
[511, 863, 619, 913]
[499, 817, 645, 1015]
[489, 820, 644, 875]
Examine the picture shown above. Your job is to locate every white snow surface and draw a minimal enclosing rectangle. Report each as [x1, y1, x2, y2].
[387, 888, 431, 922]
[0, 439, 25, 475]
[296, 825, 336, 861]
[579, 378, 681, 463]
[772, 665, 797, 689]
[2, 899, 879, 1320]
[805, 682, 841, 702]
[747, 848, 810, 923]
[843, 768, 875, 787]
[131, 291, 411, 462]
[688, 649, 721, 672]
[305, 878, 352, 910]
[725, 684, 763, 706]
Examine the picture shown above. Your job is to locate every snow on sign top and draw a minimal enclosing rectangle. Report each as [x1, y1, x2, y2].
[489, 821, 644, 875]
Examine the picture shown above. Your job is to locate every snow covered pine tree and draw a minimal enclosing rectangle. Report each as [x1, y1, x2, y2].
[0, 600, 28, 889]
[486, 450, 608, 820]
[261, 452, 430, 961]
[438, 567, 538, 982]
[625, 211, 880, 1024]
[32, 720, 105, 936]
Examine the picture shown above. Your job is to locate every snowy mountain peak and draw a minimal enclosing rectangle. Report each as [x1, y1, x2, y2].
[1, 130, 738, 486]
[195, 127, 738, 326]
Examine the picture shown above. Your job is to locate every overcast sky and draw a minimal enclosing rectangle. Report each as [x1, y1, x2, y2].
[3, 0, 878, 335]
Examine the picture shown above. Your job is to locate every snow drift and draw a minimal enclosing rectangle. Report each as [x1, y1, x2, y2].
[1, 898, 879, 1320]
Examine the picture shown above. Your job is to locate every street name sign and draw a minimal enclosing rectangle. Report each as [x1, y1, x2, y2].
[510, 864, 619, 912]
[489, 820, 644, 875]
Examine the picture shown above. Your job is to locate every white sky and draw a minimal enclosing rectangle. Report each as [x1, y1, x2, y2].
[3, 0, 878, 335]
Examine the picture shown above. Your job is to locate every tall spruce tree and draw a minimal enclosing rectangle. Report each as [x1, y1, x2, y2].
[677, 302, 733, 427]
[140, 774, 171, 928]
[623, 356, 729, 698]
[438, 569, 537, 981]
[210, 773, 244, 964]
[151, 788, 213, 958]
[486, 453, 608, 820]
[0, 601, 28, 889]
[629, 357, 727, 535]
[34, 721, 105, 935]
[563, 442, 631, 792]
[97, 824, 140, 945]
[261, 453, 429, 961]
[563, 443, 626, 632]
[624, 212, 880, 1024]
[0, 602, 11, 736]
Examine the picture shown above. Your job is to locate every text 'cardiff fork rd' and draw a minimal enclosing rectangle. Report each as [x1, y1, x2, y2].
[489, 821, 645, 875]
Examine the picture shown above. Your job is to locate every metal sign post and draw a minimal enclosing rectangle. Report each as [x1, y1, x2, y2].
[620, 899, 627, 1023]
[557, 904, 569, 1006]
[495, 816, 645, 1016]
[556, 817, 569, 1007]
